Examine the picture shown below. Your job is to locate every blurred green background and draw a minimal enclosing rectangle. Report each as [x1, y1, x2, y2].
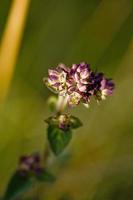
[0, 0, 133, 199]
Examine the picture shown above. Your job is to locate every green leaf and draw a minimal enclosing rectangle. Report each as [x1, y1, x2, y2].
[3, 172, 34, 200]
[47, 125, 72, 155]
[45, 116, 58, 125]
[69, 116, 83, 129]
[36, 169, 56, 183]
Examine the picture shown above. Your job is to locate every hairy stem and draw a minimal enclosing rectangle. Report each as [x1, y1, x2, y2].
[56, 95, 68, 114]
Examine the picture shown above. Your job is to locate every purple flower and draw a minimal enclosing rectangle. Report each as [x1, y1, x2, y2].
[100, 78, 115, 100]
[70, 62, 91, 92]
[19, 153, 43, 176]
[44, 63, 70, 96]
[44, 62, 115, 107]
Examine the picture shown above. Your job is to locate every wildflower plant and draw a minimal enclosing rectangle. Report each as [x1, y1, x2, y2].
[3, 62, 114, 200]
[44, 62, 115, 155]
[4, 154, 55, 200]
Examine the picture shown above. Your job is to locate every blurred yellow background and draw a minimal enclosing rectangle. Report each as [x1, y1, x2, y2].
[0, 0, 133, 199]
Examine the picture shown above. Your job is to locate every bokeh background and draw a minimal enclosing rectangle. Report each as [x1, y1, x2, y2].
[0, 0, 133, 199]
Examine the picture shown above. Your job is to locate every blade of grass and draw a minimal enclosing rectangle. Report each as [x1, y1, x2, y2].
[0, 0, 31, 103]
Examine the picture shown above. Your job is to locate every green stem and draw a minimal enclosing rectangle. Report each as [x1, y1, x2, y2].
[56, 95, 68, 114]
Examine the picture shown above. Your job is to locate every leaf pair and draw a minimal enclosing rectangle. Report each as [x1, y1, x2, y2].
[46, 115, 82, 155]
[3, 170, 55, 200]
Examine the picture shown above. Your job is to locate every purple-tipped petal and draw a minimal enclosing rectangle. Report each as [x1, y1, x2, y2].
[77, 83, 87, 92]
[100, 78, 106, 90]
[57, 63, 69, 73]
[71, 64, 78, 71]
[48, 69, 59, 77]
[80, 69, 90, 79]
[74, 73, 80, 82]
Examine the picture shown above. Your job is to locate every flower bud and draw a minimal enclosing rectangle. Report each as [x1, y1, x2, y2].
[58, 114, 69, 130]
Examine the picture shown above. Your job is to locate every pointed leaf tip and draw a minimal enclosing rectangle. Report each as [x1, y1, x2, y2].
[69, 116, 83, 129]
[47, 125, 72, 155]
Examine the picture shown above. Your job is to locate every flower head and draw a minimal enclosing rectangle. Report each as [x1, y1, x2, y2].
[100, 78, 115, 100]
[19, 153, 43, 176]
[44, 62, 115, 107]
[44, 63, 69, 96]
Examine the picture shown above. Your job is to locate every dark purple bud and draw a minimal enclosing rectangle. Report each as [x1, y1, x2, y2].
[19, 153, 42, 175]
[34, 167, 43, 176]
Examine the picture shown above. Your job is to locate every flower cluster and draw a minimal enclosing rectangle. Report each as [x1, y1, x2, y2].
[19, 154, 43, 176]
[44, 62, 115, 107]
